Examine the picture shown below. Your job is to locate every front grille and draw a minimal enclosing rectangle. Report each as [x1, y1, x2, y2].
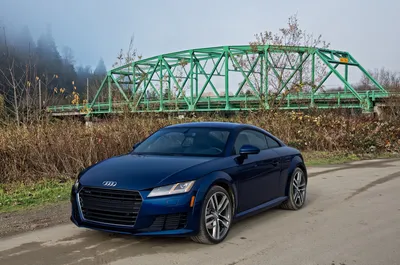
[142, 213, 188, 232]
[78, 187, 142, 226]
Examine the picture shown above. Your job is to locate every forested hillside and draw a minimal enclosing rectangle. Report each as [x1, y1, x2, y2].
[0, 24, 107, 122]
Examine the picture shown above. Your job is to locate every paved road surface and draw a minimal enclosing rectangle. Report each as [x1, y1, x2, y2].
[1, 159, 400, 265]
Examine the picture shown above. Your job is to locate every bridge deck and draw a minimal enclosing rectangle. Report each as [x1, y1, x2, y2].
[47, 91, 395, 116]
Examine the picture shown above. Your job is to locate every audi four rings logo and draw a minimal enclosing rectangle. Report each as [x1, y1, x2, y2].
[102, 181, 117, 187]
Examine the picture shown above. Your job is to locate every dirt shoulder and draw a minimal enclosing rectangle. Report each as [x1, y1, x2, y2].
[1, 159, 400, 265]
[0, 202, 70, 238]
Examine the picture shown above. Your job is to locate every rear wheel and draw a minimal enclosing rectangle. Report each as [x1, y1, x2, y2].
[281, 167, 307, 210]
[190, 185, 233, 244]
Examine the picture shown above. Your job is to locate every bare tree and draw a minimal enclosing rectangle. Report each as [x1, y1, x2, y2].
[109, 34, 144, 105]
[0, 57, 26, 124]
[358, 67, 400, 92]
[0, 47, 64, 124]
[112, 34, 141, 68]
[241, 14, 330, 99]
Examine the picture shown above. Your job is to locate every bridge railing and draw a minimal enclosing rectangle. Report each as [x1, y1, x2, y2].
[46, 90, 399, 115]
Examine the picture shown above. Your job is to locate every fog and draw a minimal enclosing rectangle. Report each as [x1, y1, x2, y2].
[0, 0, 398, 102]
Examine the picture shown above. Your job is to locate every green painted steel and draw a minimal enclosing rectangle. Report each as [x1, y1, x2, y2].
[47, 45, 393, 116]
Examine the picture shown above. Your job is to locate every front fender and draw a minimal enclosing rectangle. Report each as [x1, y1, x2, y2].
[197, 171, 237, 205]
[188, 171, 237, 232]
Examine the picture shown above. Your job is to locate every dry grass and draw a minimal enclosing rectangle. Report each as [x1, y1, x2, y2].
[0, 110, 399, 184]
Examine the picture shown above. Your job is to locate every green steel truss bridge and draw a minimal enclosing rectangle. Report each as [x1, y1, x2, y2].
[47, 45, 393, 116]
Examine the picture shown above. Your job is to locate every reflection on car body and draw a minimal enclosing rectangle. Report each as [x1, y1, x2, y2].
[70, 122, 307, 244]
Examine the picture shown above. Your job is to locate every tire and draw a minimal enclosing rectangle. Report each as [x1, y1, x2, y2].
[280, 167, 307, 210]
[190, 185, 233, 244]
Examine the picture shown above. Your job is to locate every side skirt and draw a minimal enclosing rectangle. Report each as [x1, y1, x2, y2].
[233, 196, 287, 221]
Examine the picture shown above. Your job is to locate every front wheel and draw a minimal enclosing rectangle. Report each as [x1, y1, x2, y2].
[281, 167, 307, 210]
[190, 185, 233, 244]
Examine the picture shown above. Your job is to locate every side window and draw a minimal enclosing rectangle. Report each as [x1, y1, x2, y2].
[234, 130, 268, 154]
[265, 135, 281, 148]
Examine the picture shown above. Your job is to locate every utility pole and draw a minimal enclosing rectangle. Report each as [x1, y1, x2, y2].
[87, 78, 89, 103]
[39, 79, 42, 110]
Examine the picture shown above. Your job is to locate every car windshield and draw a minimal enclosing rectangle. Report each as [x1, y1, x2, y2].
[132, 127, 231, 156]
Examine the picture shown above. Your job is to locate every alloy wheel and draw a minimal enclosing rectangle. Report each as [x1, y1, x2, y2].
[204, 191, 232, 241]
[292, 169, 306, 207]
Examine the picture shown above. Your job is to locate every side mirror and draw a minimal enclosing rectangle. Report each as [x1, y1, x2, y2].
[239, 144, 260, 157]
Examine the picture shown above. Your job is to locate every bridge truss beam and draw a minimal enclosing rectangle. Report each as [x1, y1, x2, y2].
[48, 45, 390, 116]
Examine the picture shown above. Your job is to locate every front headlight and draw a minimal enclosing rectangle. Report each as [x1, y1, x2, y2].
[148, 180, 195, 198]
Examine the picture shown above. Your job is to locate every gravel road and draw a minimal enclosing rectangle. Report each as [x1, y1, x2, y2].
[1, 158, 399, 265]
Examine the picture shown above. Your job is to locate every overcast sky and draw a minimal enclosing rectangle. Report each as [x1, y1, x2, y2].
[1, 0, 398, 85]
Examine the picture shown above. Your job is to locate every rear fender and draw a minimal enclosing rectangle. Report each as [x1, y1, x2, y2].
[283, 155, 307, 196]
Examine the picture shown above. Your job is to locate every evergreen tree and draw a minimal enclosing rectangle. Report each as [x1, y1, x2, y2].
[35, 24, 63, 91]
[13, 25, 36, 54]
[94, 58, 107, 77]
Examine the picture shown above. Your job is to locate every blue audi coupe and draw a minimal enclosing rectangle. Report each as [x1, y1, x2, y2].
[70, 122, 308, 244]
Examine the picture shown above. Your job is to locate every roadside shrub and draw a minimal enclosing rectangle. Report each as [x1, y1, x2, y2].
[0, 110, 399, 184]
[0, 95, 4, 120]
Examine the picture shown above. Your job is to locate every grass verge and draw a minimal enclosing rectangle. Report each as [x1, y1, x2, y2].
[303, 151, 399, 166]
[1, 151, 398, 214]
[0, 179, 74, 213]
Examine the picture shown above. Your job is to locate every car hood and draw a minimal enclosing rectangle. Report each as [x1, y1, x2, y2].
[78, 154, 216, 190]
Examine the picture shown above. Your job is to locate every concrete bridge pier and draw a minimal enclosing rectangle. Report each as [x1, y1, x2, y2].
[84, 115, 93, 127]
[374, 105, 384, 119]
[373, 103, 400, 120]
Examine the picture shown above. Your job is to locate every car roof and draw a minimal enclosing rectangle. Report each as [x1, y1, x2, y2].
[164, 121, 258, 130]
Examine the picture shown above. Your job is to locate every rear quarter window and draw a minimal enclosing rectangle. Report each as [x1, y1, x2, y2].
[266, 135, 281, 148]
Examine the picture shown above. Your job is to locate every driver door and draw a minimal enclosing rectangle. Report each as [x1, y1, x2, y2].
[230, 129, 281, 213]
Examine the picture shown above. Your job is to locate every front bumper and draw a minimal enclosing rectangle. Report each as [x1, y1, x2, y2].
[70, 186, 202, 236]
